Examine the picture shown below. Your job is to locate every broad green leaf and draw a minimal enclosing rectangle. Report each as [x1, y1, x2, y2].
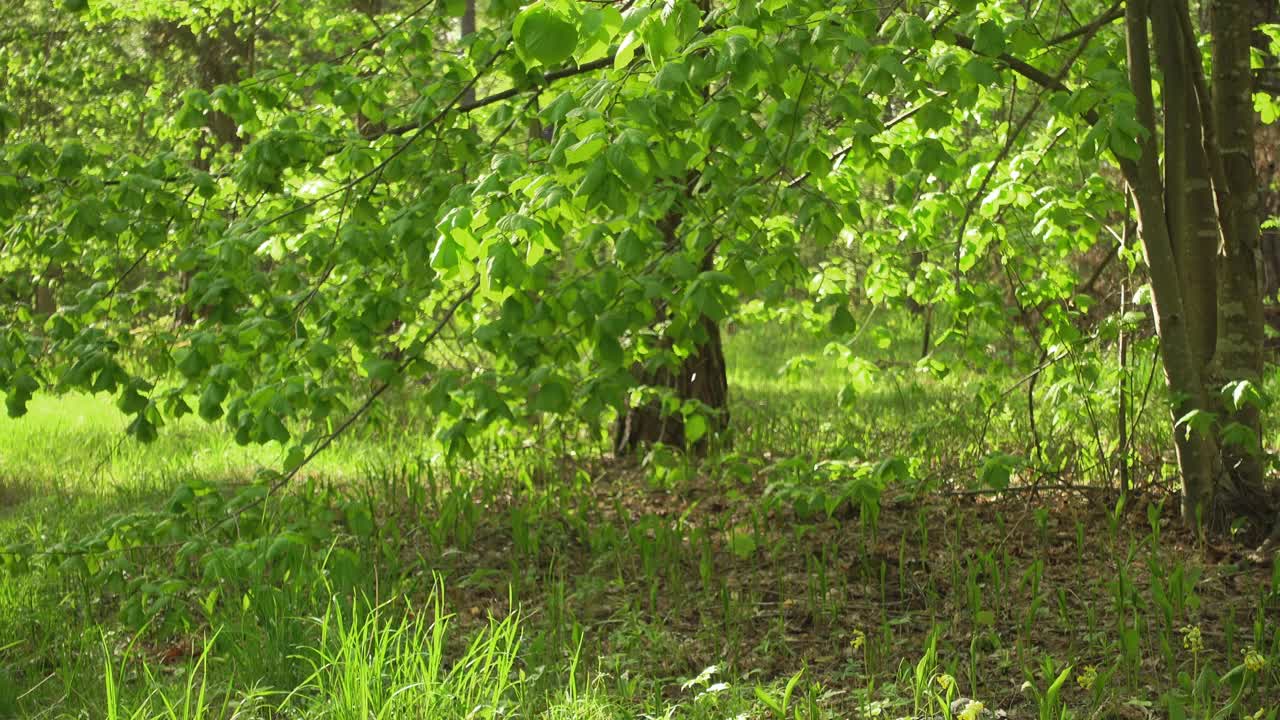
[964, 57, 1000, 85]
[514, 2, 580, 66]
[828, 305, 856, 335]
[614, 31, 641, 69]
[730, 530, 757, 560]
[565, 132, 607, 165]
[971, 21, 1005, 56]
[685, 413, 708, 444]
[261, 413, 290, 444]
[127, 414, 158, 443]
[531, 377, 571, 413]
[980, 453, 1019, 490]
[118, 386, 149, 415]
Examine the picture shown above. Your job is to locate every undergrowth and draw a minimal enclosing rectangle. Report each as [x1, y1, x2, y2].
[1, 319, 1278, 719]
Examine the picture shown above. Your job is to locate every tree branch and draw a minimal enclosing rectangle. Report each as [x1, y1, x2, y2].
[1043, 1, 1124, 48]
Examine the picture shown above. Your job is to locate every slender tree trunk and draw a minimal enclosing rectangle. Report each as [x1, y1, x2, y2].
[34, 263, 60, 316]
[1152, 4, 1218, 371]
[1125, 0, 1223, 524]
[1206, 0, 1273, 530]
[460, 0, 477, 105]
[462, 0, 476, 41]
[1123, 0, 1276, 535]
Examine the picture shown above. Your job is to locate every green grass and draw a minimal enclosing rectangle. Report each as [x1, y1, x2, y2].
[1, 317, 1278, 720]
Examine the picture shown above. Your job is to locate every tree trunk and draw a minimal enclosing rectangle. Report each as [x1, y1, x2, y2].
[1123, 0, 1276, 535]
[176, 15, 248, 326]
[462, 0, 476, 41]
[613, 194, 729, 455]
[460, 0, 477, 105]
[1206, 0, 1274, 530]
[34, 263, 60, 316]
[613, 316, 728, 455]
[1126, 0, 1221, 524]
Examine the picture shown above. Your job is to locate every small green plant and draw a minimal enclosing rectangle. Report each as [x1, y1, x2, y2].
[1021, 658, 1072, 720]
[755, 667, 807, 720]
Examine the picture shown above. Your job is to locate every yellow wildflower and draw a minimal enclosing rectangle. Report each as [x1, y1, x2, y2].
[1243, 646, 1267, 673]
[1180, 625, 1203, 654]
[1076, 665, 1098, 691]
[849, 629, 866, 651]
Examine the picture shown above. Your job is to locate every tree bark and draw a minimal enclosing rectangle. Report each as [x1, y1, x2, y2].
[460, 0, 477, 105]
[1152, 4, 1218, 371]
[1122, 0, 1276, 534]
[613, 199, 729, 456]
[613, 316, 728, 455]
[1206, 0, 1273, 528]
[33, 263, 60, 316]
[176, 15, 248, 326]
[1126, 0, 1223, 524]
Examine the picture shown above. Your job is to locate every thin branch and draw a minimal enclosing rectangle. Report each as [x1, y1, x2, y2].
[1043, 1, 1123, 48]
[950, 19, 1105, 275]
[25, 278, 482, 560]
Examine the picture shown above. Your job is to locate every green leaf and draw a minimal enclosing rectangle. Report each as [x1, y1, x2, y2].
[1174, 408, 1214, 439]
[685, 414, 708, 444]
[915, 138, 952, 173]
[0, 104, 16, 141]
[1226, 379, 1265, 411]
[971, 21, 1005, 56]
[730, 530, 757, 560]
[126, 414, 157, 443]
[62, 0, 88, 12]
[344, 503, 375, 537]
[514, 2, 580, 66]
[828, 305, 856, 335]
[118, 386, 149, 415]
[198, 383, 226, 422]
[175, 348, 207, 378]
[430, 234, 461, 271]
[4, 392, 29, 418]
[531, 377, 571, 413]
[653, 61, 689, 91]
[1045, 664, 1072, 708]
[641, 13, 679, 64]
[964, 57, 1000, 85]
[261, 413, 290, 444]
[899, 15, 932, 49]
[980, 453, 1019, 490]
[614, 31, 641, 69]
[595, 334, 624, 366]
[803, 145, 832, 176]
[266, 532, 305, 563]
[565, 132, 607, 165]
[754, 686, 782, 716]
[363, 357, 397, 384]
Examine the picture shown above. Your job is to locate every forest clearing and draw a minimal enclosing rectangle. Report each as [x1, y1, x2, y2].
[2, 0, 1280, 718]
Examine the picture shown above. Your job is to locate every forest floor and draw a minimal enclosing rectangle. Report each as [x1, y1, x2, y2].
[0, 319, 1277, 719]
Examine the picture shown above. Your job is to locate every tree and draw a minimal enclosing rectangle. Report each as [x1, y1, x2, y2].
[1, 0, 1276, 540]
[945, 0, 1275, 536]
[1118, 0, 1271, 534]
